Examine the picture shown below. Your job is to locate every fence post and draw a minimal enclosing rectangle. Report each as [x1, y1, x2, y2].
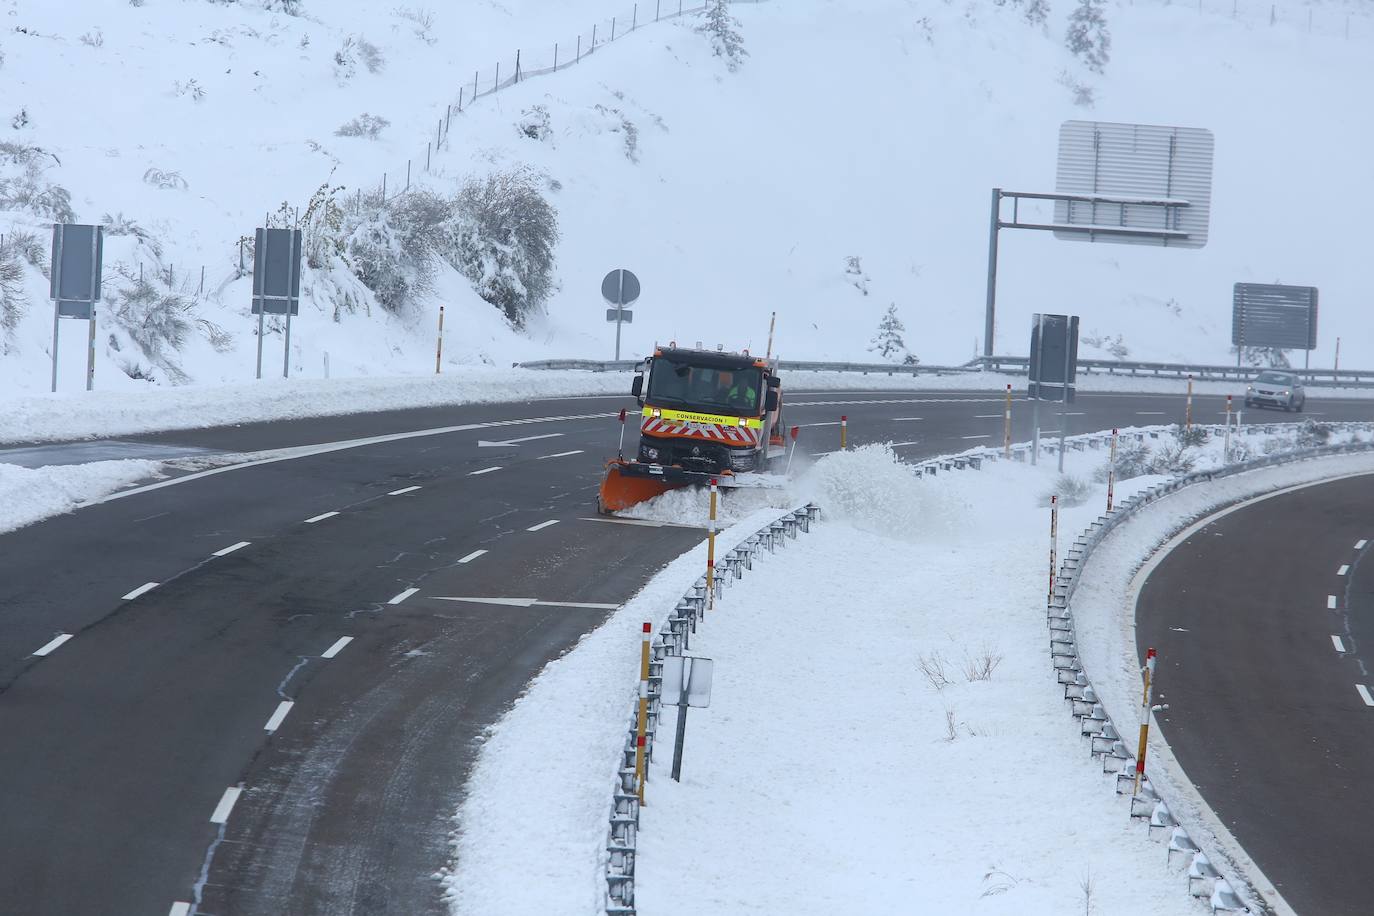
[473, 70, 478, 99]
[458, 86, 464, 112]
[381, 172, 387, 204]
[494, 61, 499, 90]
[405, 159, 411, 191]
[554, 42, 559, 71]
[436, 118, 442, 150]
[577, 34, 581, 62]
[612, 17, 617, 41]
[515, 49, 521, 83]
[426, 142, 431, 172]
[445, 105, 451, 136]
[592, 24, 597, 49]
[633, 4, 637, 29]
[656, 0, 661, 21]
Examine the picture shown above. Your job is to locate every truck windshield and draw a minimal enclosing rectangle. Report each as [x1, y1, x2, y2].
[645, 358, 763, 416]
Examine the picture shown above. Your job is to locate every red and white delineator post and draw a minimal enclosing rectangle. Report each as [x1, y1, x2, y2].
[840, 415, 848, 451]
[1223, 395, 1233, 463]
[1134, 647, 1158, 795]
[785, 425, 800, 476]
[635, 621, 651, 803]
[1047, 495, 1059, 607]
[1003, 384, 1012, 458]
[706, 478, 718, 612]
[617, 408, 628, 459]
[1106, 428, 1118, 512]
[1185, 374, 1194, 430]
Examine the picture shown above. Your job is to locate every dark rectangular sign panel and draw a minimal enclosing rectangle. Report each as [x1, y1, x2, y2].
[251, 227, 303, 316]
[1028, 313, 1079, 402]
[1232, 283, 1317, 351]
[50, 223, 103, 318]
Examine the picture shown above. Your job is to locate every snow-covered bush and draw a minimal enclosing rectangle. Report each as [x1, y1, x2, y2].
[1065, 0, 1110, 73]
[1041, 474, 1090, 507]
[335, 113, 390, 139]
[869, 303, 913, 363]
[345, 188, 449, 312]
[1296, 419, 1333, 448]
[395, 6, 436, 44]
[108, 275, 195, 383]
[0, 237, 26, 345]
[0, 143, 74, 223]
[844, 255, 870, 296]
[1145, 444, 1195, 476]
[204, 0, 304, 13]
[448, 168, 559, 327]
[517, 106, 552, 142]
[334, 36, 384, 82]
[143, 168, 188, 191]
[1094, 440, 1150, 482]
[696, 0, 748, 72]
[101, 212, 164, 257]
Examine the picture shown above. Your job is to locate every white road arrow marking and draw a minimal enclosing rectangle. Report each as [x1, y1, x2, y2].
[433, 596, 620, 610]
[477, 433, 564, 447]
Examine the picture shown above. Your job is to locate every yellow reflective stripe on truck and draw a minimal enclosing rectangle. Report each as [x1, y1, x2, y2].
[643, 406, 764, 428]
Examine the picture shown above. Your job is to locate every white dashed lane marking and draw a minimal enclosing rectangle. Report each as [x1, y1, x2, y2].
[527, 520, 560, 532]
[1328, 595, 1339, 609]
[1338, 564, 1350, 576]
[538, 450, 585, 460]
[1136, 411, 1166, 416]
[458, 549, 488, 564]
[122, 582, 159, 601]
[1357, 539, 1369, 550]
[168, 904, 192, 916]
[321, 636, 353, 659]
[210, 787, 243, 824]
[388, 485, 422, 496]
[1358, 685, 1374, 707]
[263, 701, 294, 734]
[388, 588, 419, 606]
[32, 634, 73, 657]
[469, 467, 502, 476]
[961, 435, 991, 440]
[212, 541, 251, 557]
[304, 511, 340, 524]
[433, 596, 620, 610]
[1332, 635, 1347, 653]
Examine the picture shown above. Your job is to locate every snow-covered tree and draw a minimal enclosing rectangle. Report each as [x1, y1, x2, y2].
[1065, 0, 1110, 73]
[696, 1, 748, 72]
[869, 303, 913, 363]
[1023, 0, 1051, 27]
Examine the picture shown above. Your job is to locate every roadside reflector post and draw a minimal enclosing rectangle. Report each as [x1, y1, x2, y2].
[435, 305, 445, 374]
[786, 425, 799, 476]
[840, 415, 848, 451]
[1106, 428, 1118, 512]
[635, 621, 651, 803]
[1047, 495, 1059, 607]
[1134, 647, 1158, 794]
[1185, 374, 1194, 429]
[1223, 395, 1233, 463]
[706, 479, 718, 612]
[617, 408, 628, 459]
[1003, 384, 1012, 458]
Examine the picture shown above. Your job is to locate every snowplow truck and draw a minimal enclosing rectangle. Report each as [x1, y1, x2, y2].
[598, 346, 784, 513]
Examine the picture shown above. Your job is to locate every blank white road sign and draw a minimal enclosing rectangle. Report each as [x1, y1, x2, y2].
[661, 655, 713, 708]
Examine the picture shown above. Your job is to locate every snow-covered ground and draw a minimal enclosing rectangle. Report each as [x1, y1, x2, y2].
[0, 458, 162, 534]
[2, 0, 1372, 399]
[443, 421, 1373, 915]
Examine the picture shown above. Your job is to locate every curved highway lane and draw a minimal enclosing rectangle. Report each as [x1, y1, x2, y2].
[0, 384, 1367, 914]
[1137, 473, 1374, 916]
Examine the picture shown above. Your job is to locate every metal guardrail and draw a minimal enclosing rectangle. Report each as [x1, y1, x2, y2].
[1046, 423, 1374, 914]
[515, 356, 1374, 388]
[603, 503, 821, 916]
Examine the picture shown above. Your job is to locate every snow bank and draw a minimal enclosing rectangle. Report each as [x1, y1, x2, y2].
[0, 459, 162, 534]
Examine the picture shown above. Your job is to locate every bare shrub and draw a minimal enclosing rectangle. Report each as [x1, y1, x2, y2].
[1093, 440, 1149, 483]
[5, 229, 46, 272]
[449, 167, 559, 326]
[1297, 419, 1333, 448]
[333, 36, 383, 80]
[0, 236, 27, 344]
[1040, 474, 1091, 508]
[517, 105, 552, 142]
[943, 707, 958, 742]
[962, 648, 1003, 682]
[1173, 423, 1209, 448]
[80, 29, 105, 48]
[143, 168, 188, 190]
[395, 6, 436, 44]
[335, 113, 390, 139]
[1145, 444, 1195, 476]
[917, 652, 952, 691]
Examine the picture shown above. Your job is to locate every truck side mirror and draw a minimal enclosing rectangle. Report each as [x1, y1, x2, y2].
[765, 390, 779, 412]
[766, 375, 781, 389]
[631, 375, 643, 398]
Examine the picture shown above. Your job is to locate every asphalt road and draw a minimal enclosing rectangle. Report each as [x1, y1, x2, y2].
[1136, 474, 1374, 916]
[0, 382, 1368, 915]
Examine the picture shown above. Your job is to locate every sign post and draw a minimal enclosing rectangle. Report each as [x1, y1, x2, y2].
[661, 654, 714, 782]
[49, 223, 104, 393]
[251, 227, 304, 379]
[1027, 314, 1079, 468]
[601, 268, 641, 360]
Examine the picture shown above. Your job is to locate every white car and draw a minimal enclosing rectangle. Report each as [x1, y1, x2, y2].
[1244, 370, 1306, 412]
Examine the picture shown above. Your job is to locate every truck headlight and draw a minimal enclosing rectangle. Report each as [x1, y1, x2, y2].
[728, 450, 755, 471]
[642, 445, 660, 461]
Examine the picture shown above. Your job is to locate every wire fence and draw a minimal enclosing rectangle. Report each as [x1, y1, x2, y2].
[365, 1, 766, 206]
[1137, 0, 1372, 40]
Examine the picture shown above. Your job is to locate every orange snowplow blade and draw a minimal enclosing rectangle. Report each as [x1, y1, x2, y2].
[597, 460, 686, 513]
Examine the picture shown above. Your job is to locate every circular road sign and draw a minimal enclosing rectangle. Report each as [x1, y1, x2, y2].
[601, 268, 641, 307]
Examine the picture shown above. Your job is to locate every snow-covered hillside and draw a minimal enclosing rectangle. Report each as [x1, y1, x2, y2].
[1, 0, 1371, 397]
